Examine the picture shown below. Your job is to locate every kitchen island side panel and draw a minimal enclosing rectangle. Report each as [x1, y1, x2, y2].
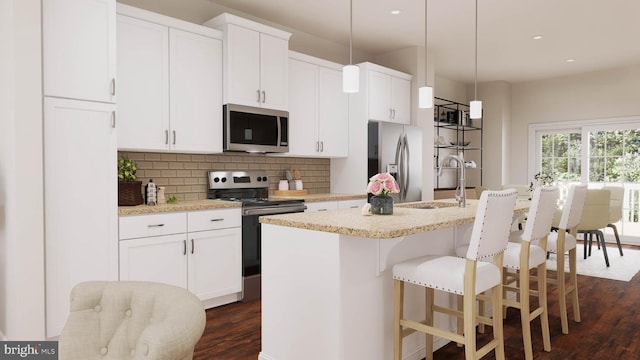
[260, 223, 465, 360]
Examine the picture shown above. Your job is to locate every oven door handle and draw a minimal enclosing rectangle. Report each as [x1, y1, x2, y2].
[243, 205, 306, 216]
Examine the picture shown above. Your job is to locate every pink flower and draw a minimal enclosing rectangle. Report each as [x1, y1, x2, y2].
[367, 172, 400, 196]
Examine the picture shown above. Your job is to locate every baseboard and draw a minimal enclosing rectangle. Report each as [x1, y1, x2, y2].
[201, 292, 241, 309]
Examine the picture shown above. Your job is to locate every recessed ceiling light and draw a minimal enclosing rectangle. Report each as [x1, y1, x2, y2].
[567, 58, 576, 63]
[533, 35, 543, 40]
[391, 9, 401, 15]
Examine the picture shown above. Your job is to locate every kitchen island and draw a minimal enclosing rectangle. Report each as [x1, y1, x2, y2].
[258, 199, 529, 360]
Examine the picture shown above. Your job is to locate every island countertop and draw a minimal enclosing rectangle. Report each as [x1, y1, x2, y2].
[259, 198, 529, 239]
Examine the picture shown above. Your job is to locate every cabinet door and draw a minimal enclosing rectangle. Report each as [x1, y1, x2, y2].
[368, 70, 392, 122]
[226, 24, 261, 107]
[116, 15, 169, 151]
[287, 58, 318, 156]
[119, 234, 188, 289]
[170, 29, 223, 153]
[317, 66, 348, 157]
[188, 228, 242, 300]
[44, 98, 118, 337]
[43, 0, 116, 103]
[391, 76, 411, 124]
[260, 33, 289, 111]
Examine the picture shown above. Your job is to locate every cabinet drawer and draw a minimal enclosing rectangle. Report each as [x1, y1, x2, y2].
[338, 199, 367, 209]
[188, 208, 241, 232]
[305, 201, 338, 212]
[119, 212, 187, 240]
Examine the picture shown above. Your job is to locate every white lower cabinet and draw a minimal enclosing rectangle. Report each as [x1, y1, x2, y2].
[119, 208, 242, 307]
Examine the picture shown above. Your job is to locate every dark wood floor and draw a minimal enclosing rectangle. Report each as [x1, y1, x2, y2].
[194, 244, 640, 360]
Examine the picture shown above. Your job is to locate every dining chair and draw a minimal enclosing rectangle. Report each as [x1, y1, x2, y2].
[502, 186, 558, 360]
[547, 184, 587, 334]
[392, 189, 517, 360]
[577, 189, 612, 267]
[602, 185, 624, 256]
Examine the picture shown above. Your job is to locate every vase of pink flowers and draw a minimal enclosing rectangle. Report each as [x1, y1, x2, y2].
[367, 172, 400, 215]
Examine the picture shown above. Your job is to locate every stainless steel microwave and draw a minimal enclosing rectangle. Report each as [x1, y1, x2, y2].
[223, 104, 289, 153]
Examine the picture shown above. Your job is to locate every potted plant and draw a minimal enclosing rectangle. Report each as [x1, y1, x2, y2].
[118, 155, 143, 206]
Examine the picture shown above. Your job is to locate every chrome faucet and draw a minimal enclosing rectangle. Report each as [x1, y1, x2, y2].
[438, 152, 466, 207]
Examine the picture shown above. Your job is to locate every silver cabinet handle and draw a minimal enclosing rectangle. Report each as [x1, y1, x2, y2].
[210, 218, 224, 222]
[191, 239, 194, 254]
[183, 240, 187, 255]
[111, 78, 116, 96]
[256, 90, 261, 102]
[173, 130, 176, 145]
[147, 224, 165, 227]
[316, 141, 319, 152]
[318, 209, 328, 212]
[349, 205, 359, 208]
[320, 141, 324, 152]
[165, 130, 169, 144]
[262, 91, 266, 103]
[111, 111, 116, 128]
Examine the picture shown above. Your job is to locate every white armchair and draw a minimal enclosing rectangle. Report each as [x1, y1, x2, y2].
[58, 281, 206, 360]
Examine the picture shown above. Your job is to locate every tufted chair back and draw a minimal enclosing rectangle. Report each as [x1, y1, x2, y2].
[465, 188, 517, 260]
[59, 281, 206, 360]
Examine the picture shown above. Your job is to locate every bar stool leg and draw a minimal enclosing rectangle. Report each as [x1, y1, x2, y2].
[394, 280, 404, 360]
[425, 288, 434, 359]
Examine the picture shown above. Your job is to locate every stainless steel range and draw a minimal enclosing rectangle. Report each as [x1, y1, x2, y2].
[207, 170, 306, 302]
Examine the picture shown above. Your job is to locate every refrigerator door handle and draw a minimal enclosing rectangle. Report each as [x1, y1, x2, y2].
[403, 134, 410, 202]
[396, 135, 406, 202]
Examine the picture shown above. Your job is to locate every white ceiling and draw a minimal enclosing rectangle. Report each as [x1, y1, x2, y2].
[122, 0, 640, 84]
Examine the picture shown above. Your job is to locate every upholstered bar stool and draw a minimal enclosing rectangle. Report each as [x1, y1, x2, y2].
[392, 189, 517, 360]
[547, 184, 587, 334]
[501, 186, 559, 360]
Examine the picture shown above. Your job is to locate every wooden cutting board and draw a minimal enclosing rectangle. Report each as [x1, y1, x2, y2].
[274, 189, 308, 196]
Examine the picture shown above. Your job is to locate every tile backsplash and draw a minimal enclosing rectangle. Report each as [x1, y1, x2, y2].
[118, 151, 330, 201]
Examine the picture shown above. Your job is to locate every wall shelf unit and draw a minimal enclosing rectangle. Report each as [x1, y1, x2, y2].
[433, 97, 483, 190]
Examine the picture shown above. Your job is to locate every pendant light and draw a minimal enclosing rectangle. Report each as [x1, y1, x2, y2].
[343, 0, 359, 93]
[418, 0, 433, 109]
[469, 0, 482, 119]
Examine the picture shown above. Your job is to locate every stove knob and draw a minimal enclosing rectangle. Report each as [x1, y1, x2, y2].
[262, 176, 268, 182]
[213, 177, 220, 183]
[256, 176, 262, 182]
[221, 177, 227, 183]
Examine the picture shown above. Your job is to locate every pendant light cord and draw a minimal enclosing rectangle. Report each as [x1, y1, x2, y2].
[474, 0, 478, 100]
[424, 0, 428, 85]
[349, 0, 353, 65]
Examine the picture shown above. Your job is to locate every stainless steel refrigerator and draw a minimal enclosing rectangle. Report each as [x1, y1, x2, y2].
[367, 121, 422, 203]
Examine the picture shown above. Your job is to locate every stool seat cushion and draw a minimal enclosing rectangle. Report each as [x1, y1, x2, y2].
[392, 255, 501, 295]
[503, 242, 546, 270]
[547, 231, 576, 253]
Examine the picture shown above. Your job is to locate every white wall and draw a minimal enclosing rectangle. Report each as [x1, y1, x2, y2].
[510, 64, 640, 184]
[0, 0, 45, 339]
[477, 81, 511, 189]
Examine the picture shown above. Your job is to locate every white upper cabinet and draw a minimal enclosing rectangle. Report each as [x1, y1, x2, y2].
[169, 28, 222, 153]
[204, 13, 292, 111]
[43, 0, 116, 103]
[363, 63, 411, 124]
[287, 52, 348, 158]
[116, 5, 223, 153]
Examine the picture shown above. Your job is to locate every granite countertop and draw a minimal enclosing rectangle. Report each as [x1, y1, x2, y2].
[269, 193, 367, 202]
[259, 199, 530, 239]
[118, 199, 240, 216]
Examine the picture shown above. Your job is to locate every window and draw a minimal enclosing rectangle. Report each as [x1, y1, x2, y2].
[530, 117, 640, 245]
